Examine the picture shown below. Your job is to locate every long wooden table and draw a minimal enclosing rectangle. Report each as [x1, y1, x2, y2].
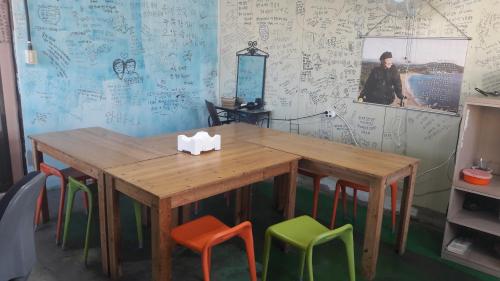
[243, 127, 419, 280]
[29, 127, 176, 275]
[30, 123, 418, 281]
[104, 142, 300, 281]
[139, 123, 419, 280]
[139, 122, 282, 154]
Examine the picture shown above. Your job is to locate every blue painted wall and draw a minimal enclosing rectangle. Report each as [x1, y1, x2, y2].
[11, 0, 218, 170]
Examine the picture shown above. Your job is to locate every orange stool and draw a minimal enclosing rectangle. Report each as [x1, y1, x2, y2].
[298, 169, 328, 219]
[330, 180, 398, 231]
[35, 163, 91, 244]
[171, 215, 257, 281]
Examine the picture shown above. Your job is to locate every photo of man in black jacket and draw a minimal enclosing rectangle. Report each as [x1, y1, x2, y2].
[359, 51, 404, 105]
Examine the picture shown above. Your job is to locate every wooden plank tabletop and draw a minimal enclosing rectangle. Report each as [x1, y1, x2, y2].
[245, 131, 419, 179]
[105, 141, 301, 201]
[139, 123, 282, 154]
[29, 127, 175, 169]
[140, 122, 418, 179]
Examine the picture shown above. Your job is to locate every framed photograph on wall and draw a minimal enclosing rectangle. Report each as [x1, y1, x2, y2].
[357, 37, 469, 114]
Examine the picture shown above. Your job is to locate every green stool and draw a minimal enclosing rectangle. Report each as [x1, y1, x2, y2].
[262, 216, 355, 281]
[62, 177, 144, 265]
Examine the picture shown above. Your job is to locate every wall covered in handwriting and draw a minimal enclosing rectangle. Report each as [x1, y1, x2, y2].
[219, 0, 500, 213]
[11, 0, 218, 168]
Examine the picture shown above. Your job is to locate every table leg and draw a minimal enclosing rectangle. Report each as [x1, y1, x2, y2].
[235, 186, 252, 224]
[151, 198, 172, 281]
[266, 113, 270, 128]
[171, 207, 180, 228]
[245, 186, 253, 220]
[180, 205, 190, 224]
[283, 161, 298, 219]
[272, 176, 286, 213]
[141, 205, 150, 227]
[97, 172, 109, 275]
[31, 140, 42, 171]
[396, 164, 418, 254]
[105, 174, 121, 280]
[272, 161, 298, 253]
[361, 177, 386, 281]
[272, 163, 298, 219]
[235, 188, 243, 224]
[31, 140, 49, 223]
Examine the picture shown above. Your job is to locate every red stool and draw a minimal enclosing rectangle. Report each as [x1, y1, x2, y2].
[298, 169, 328, 219]
[35, 163, 91, 244]
[171, 215, 257, 281]
[330, 180, 398, 230]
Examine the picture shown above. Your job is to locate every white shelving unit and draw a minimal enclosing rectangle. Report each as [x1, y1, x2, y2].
[442, 96, 500, 277]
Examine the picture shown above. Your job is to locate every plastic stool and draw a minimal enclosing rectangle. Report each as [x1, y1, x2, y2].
[331, 180, 398, 231]
[35, 163, 90, 244]
[61, 177, 96, 264]
[263, 216, 355, 281]
[171, 215, 257, 281]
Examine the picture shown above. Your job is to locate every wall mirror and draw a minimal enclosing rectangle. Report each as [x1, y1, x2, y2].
[236, 41, 269, 104]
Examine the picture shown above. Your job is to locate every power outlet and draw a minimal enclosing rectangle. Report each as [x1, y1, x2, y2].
[25, 49, 38, 64]
[325, 110, 336, 118]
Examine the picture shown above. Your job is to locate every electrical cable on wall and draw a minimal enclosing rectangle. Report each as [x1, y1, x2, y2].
[23, 0, 37, 64]
[413, 117, 463, 197]
[360, 0, 471, 40]
[335, 113, 359, 147]
[416, 117, 462, 179]
[270, 112, 324, 121]
[416, 149, 456, 180]
[271, 110, 359, 147]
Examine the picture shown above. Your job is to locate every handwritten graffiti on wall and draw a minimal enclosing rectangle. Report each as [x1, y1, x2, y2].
[12, 0, 218, 169]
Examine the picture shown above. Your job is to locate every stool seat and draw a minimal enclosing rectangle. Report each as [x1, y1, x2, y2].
[171, 215, 257, 281]
[60, 167, 88, 181]
[267, 216, 329, 250]
[263, 216, 356, 281]
[172, 215, 230, 252]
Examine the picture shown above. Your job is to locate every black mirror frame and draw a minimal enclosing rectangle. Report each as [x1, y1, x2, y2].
[235, 41, 269, 105]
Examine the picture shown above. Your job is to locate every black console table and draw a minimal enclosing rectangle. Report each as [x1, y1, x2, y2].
[215, 105, 271, 128]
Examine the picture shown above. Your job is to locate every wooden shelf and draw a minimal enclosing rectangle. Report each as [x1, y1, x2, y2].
[454, 175, 500, 199]
[449, 210, 500, 237]
[442, 246, 500, 277]
[443, 98, 500, 276]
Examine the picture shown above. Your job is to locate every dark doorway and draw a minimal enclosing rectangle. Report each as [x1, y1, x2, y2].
[0, 70, 13, 192]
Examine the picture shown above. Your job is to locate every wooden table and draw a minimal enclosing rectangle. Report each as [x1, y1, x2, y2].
[104, 142, 300, 281]
[139, 122, 280, 154]
[244, 130, 419, 280]
[29, 127, 176, 275]
[31, 123, 418, 281]
[140, 123, 284, 221]
[142, 123, 419, 280]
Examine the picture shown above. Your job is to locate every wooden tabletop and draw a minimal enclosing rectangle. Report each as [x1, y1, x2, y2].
[246, 131, 419, 179]
[29, 127, 175, 169]
[140, 122, 418, 179]
[139, 123, 282, 154]
[105, 141, 301, 203]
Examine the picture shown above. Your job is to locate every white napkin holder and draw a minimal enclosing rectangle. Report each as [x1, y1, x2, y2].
[177, 131, 221, 155]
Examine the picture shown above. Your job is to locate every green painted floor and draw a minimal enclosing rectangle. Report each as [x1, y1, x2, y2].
[32, 182, 498, 281]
